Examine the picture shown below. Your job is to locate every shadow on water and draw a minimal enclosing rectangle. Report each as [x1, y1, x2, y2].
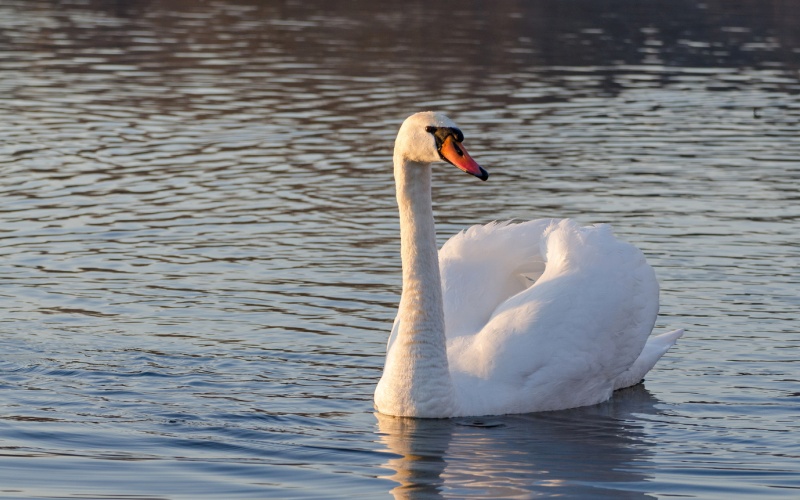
[376, 384, 662, 499]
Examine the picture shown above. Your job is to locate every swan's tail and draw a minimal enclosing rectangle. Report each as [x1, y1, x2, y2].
[612, 329, 684, 390]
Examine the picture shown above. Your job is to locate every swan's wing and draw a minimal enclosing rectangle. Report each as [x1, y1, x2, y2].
[439, 219, 558, 338]
[450, 220, 662, 414]
[489, 221, 659, 377]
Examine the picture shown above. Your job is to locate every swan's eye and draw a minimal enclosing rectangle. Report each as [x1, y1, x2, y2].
[425, 126, 437, 134]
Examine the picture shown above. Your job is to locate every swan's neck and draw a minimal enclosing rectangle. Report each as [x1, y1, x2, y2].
[396, 160, 445, 339]
[374, 156, 455, 418]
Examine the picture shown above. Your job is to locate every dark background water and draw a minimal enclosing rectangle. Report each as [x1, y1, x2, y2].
[1, 0, 798, 498]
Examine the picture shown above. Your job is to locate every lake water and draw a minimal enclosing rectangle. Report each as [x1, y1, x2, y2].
[1, 0, 798, 498]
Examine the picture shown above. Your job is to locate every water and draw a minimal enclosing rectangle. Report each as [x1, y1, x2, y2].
[1, 0, 798, 497]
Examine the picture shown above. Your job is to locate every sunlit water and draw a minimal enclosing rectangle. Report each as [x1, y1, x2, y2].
[1, 0, 799, 498]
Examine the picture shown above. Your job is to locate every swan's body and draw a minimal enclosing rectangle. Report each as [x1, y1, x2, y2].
[374, 111, 682, 418]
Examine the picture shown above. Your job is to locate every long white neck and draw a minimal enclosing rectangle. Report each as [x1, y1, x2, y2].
[396, 159, 445, 342]
[373, 155, 455, 418]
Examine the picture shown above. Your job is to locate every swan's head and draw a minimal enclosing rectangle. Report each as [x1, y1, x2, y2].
[394, 111, 489, 181]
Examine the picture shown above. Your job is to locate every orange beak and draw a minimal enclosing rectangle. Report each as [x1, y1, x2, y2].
[439, 135, 489, 181]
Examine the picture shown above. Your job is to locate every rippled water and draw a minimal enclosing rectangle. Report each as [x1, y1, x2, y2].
[1, 0, 799, 498]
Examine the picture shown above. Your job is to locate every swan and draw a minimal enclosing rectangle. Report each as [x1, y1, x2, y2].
[374, 111, 683, 418]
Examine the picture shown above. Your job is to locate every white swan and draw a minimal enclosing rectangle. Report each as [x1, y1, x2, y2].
[374, 111, 683, 418]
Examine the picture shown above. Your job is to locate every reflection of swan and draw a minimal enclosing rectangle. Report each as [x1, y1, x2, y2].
[374, 111, 683, 418]
[376, 384, 662, 499]
[377, 416, 452, 500]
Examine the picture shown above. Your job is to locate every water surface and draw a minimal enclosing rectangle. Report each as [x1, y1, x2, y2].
[1, 0, 799, 498]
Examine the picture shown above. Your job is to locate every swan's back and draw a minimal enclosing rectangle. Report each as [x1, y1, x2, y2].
[440, 219, 660, 416]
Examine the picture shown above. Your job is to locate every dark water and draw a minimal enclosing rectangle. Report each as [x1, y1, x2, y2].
[1, 0, 799, 498]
